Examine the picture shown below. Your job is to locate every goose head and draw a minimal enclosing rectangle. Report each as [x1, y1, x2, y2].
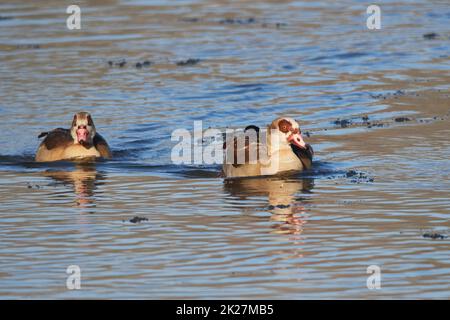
[70, 112, 97, 147]
[270, 117, 306, 150]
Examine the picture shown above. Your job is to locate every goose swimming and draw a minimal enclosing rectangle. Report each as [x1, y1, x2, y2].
[35, 112, 112, 162]
[222, 117, 313, 178]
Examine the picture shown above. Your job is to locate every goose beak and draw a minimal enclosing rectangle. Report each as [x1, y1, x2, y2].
[287, 132, 306, 149]
[76, 126, 89, 143]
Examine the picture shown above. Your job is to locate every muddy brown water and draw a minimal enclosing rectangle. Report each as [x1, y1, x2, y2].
[0, 0, 449, 299]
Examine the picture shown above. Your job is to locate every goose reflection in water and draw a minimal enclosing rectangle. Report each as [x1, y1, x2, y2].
[42, 163, 105, 208]
[224, 175, 314, 236]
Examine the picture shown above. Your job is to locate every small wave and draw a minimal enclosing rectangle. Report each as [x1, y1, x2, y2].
[0, 152, 363, 183]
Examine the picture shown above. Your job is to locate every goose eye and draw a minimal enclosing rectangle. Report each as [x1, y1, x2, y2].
[278, 119, 291, 133]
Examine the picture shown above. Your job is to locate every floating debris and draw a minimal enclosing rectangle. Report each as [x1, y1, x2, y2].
[367, 122, 385, 128]
[370, 90, 407, 100]
[181, 17, 200, 23]
[135, 60, 152, 69]
[422, 233, 447, 239]
[333, 119, 352, 128]
[127, 216, 148, 224]
[345, 170, 374, 183]
[176, 58, 200, 66]
[183, 17, 286, 29]
[394, 117, 411, 122]
[26, 183, 42, 189]
[423, 32, 439, 40]
[16, 44, 40, 49]
[108, 59, 127, 67]
[393, 90, 406, 96]
[219, 17, 256, 25]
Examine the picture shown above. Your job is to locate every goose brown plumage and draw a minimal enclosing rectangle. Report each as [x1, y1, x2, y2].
[35, 112, 112, 162]
[222, 117, 313, 178]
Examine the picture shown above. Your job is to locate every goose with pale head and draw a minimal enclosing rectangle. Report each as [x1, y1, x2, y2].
[35, 112, 112, 162]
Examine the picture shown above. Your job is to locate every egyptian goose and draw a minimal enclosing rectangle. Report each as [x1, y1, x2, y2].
[222, 117, 313, 178]
[35, 112, 112, 162]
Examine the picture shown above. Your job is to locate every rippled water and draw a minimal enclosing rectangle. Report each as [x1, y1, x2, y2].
[1, 0, 449, 299]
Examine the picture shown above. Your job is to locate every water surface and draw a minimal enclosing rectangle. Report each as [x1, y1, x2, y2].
[0, 0, 449, 299]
